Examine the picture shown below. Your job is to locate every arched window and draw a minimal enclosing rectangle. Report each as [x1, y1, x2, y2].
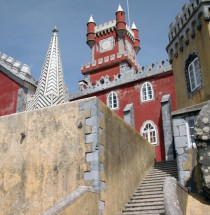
[141, 82, 154, 102]
[141, 121, 158, 145]
[107, 91, 118, 109]
[188, 57, 201, 91]
[185, 52, 202, 96]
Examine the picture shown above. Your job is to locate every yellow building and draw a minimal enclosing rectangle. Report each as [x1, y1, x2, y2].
[166, 0, 210, 109]
[166, 0, 210, 191]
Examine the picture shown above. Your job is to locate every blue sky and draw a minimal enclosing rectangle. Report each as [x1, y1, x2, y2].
[0, 0, 188, 93]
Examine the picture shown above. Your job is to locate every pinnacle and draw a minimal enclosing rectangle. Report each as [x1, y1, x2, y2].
[52, 25, 58, 33]
[117, 4, 124, 12]
[131, 22, 137, 30]
[88, 14, 95, 23]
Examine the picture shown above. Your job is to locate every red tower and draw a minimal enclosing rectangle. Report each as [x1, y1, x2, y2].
[71, 4, 178, 162]
[82, 4, 140, 84]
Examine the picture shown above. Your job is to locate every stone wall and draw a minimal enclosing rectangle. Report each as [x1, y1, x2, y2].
[0, 99, 93, 215]
[98, 101, 155, 215]
[194, 100, 210, 199]
[0, 97, 155, 215]
[172, 108, 203, 192]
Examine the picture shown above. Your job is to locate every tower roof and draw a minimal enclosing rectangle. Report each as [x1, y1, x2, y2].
[117, 4, 124, 12]
[88, 14, 95, 23]
[131, 22, 137, 30]
[26, 26, 68, 110]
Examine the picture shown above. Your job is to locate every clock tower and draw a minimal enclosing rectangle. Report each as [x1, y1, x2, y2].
[82, 4, 140, 85]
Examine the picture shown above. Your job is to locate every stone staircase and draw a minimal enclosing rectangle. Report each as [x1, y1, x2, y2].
[121, 161, 178, 215]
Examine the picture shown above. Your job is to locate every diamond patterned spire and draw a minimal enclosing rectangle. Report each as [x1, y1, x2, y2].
[26, 27, 68, 110]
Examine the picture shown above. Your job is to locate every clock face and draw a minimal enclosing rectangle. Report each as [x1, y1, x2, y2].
[99, 37, 114, 53]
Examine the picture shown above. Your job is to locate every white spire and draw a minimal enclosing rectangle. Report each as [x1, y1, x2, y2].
[117, 4, 124, 12]
[131, 22, 137, 30]
[88, 14, 95, 23]
[26, 26, 68, 110]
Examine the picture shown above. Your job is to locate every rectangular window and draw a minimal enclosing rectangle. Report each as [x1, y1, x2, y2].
[186, 115, 197, 148]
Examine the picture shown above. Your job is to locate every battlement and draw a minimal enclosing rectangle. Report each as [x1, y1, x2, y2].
[0, 52, 36, 86]
[70, 60, 172, 100]
[95, 20, 116, 35]
[81, 51, 139, 74]
[95, 19, 135, 41]
[167, 0, 210, 60]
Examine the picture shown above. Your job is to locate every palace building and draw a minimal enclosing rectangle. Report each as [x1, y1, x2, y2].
[69, 5, 178, 162]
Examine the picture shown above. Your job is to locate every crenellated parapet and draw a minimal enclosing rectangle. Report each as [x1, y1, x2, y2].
[70, 60, 172, 100]
[166, 0, 210, 61]
[81, 50, 139, 74]
[0, 51, 36, 86]
[94, 19, 135, 41]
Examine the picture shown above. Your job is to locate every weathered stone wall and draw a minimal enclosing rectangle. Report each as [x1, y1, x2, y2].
[0, 100, 92, 215]
[172, 112, 201, 189]
[0, 97, 155, 215]
[194, 100, 210, 199]
[99, 102, 155, 215]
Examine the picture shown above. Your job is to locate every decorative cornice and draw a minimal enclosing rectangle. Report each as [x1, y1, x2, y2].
[26, 27, 68, 110]
[166, 0, 210, 60]
[81, 51, 139, 74]
[70, 60, 172, 101]
[0, 52, 36, 86]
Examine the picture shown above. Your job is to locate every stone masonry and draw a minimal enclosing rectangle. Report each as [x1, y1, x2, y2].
[194, 100, 210, 199]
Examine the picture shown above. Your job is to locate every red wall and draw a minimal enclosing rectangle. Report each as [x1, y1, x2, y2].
[90, 64, 120, 83]
[80, 71, 177, 162]
[0, 71, 21, 116]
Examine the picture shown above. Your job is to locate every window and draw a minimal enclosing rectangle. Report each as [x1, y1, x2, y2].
[185, 52, 202, 96]
[141, 82, 154, 102]
[186, 115, 197, 148]
[141, 121, 158, 145]
[188, 58, 201, 91]
[107, 91, 118, 109]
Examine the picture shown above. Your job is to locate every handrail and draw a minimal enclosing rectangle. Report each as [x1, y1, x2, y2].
[42, 186, 97, 215]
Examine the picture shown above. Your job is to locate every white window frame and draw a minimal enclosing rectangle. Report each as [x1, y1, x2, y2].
[107, 91, 119, 110]
[141, 121, 158, 146]
[186, 116, 197, 149]
[141, 82, 154, 102]
[188, 57, 201, 92]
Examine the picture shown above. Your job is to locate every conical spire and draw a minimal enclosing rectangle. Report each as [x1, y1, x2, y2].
[88, 14, 95, 23]
[26, 26, 68, 110]
[131, 22, 137, 30]
[117, 4, 124, 12]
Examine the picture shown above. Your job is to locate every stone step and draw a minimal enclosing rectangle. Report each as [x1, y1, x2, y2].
[121, 211, 165, 215]
[126, 201, 163, 208]
[146, 173, 177, 178]
[129, 197, 164, 203]
[149, 170, 178, 174]
[135, 188, 163, 193]
[122, 205, 165, 212]
[138, 184, 163, 189]
[133, 190, 163, 196]
[121, 161, 177, 215]
[131, 194, 164, 200]
[141, 178, 165, 185]
[142, 178, 166, 182]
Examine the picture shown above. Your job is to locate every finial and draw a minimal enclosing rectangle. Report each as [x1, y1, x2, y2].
[88, 14, 95, 23]
[52, 25, 58, 33]
[131, 22, 137, 30]
[117, 4, 124, 12]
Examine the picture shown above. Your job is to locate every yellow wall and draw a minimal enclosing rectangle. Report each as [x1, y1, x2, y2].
[58, 191, 99, 215]
[98, 102, 155, 215]
[172, 16, 210, 109]
[0, 97, 155, 215]
[0, 101, 91, 215]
